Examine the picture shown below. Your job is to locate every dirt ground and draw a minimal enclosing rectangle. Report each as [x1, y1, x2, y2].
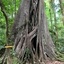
[46, 60, 64, 64]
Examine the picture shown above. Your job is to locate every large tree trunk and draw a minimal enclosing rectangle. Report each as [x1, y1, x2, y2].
[11, 0, 56, 64]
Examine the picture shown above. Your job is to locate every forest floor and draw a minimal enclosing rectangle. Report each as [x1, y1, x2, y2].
[46, 60, 64, 64]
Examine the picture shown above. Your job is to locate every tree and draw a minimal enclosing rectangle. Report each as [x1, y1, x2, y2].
[59, 0, 64, 25]
[11, 0, 56, 64]
[0, 0, 12, 64]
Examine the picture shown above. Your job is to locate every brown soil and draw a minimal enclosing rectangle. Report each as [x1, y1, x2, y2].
[46, 60, 64, 64]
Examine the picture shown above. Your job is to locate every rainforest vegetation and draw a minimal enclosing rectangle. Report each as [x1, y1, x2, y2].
[0, 0, 64, 64]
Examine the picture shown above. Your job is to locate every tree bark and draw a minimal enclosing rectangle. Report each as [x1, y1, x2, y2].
[11, 0, 56, 64]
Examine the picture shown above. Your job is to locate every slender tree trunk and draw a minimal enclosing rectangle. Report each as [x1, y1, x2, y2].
[0, 1, 12, 64]
[49, 9, 53, 29]
[50, 0, 58, 43]
[59, 0, 64, 25]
